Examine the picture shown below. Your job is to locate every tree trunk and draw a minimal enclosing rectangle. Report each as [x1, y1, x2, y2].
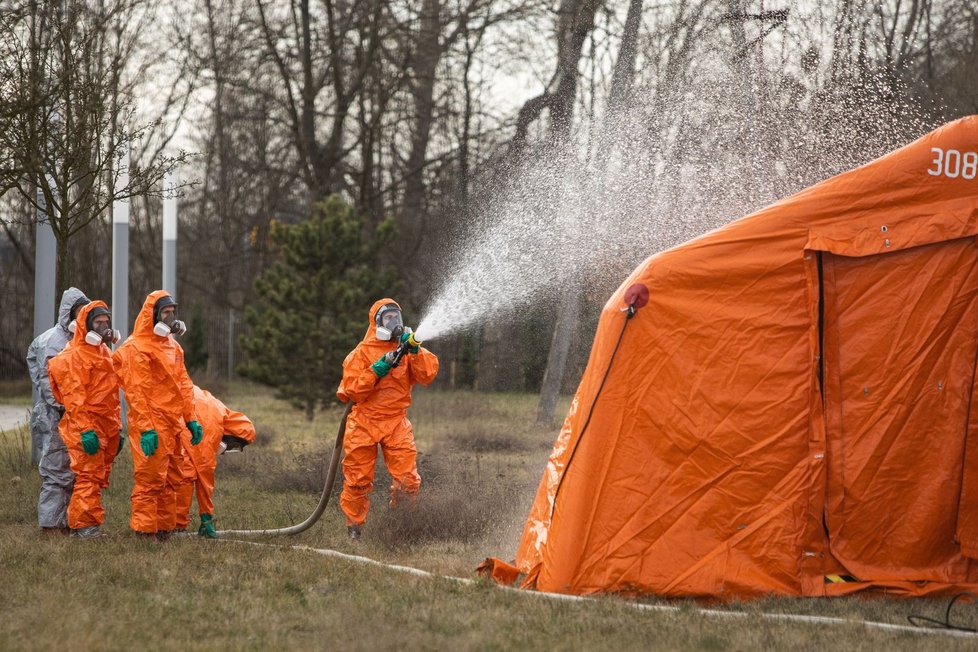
[535, 275, 581, 424]
[55, 232, 70, 297]
[608, 0, 644, 115]
[534, 0, 617, 425]
[399, 0, 442, 268]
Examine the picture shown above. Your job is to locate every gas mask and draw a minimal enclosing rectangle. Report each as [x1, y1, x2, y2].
[374, 304, 403, 341]
[85, 307, 120, 346]
[85, 327, 121, 347]
[153, 318, 187, 338]
[68, 320, 77, 334]
[152, 295, 186, 337]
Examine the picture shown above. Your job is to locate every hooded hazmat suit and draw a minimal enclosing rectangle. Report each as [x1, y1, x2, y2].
[113, 291, 197, 534]
[27, 286, 89, 529]
[175, 385, 256, 530]
[336, 299, 439, 527]
[47, 301, 122, 530]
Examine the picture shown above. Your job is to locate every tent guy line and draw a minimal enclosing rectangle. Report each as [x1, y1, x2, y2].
[219, 538, 978, 640]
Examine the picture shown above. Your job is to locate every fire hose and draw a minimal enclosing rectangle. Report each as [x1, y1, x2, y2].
[215, 402, 351, 537]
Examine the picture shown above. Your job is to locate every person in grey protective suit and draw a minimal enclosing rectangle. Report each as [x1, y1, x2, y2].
[26, 287, 89, 534]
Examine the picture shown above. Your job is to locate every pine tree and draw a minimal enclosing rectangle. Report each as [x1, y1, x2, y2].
[239, 196, 399, 420]
[182, 303, 210, 373]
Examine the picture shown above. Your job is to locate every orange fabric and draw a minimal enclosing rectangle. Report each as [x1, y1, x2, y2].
[501, 116, 978, 599]
[476, 557, 522, 585]
[48, 301, 122, 528]
[176, 385, 256, 527]
[113, 290, 197, 533]
[337, 299, 438, 526]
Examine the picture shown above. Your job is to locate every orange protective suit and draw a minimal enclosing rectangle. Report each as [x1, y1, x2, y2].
[175, 385, 256, 528]
[113, 291, 196, 534]
[47, 301, 122, 529]
[336, 299, 438, 527]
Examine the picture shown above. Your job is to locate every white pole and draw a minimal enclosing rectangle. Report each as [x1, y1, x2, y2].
[32, 182, 57, 338]
[113, 145, 130, 431]
[112, 145, 130, 341]
[162, 169, 177, 295]
[31, 180, 57, 464]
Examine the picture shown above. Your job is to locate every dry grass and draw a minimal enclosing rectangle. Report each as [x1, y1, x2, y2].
[0, 422, 32, 474]
[2, 382, 977, 650]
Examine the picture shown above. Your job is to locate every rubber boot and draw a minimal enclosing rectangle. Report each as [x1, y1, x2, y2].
[198, 513, 218, 539]
[70, 525, 105, 539]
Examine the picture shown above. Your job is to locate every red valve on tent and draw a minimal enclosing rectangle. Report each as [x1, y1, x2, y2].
[623, 283, 649, 317]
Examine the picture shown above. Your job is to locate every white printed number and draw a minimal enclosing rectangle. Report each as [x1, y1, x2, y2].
[928, 148, 978, 179]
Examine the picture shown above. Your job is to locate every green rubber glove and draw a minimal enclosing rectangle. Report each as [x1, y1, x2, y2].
[400, 331, 420, 354]
[139, 430, 159, 456]
[80, 430, 100, 455]
[187, 420, 204, 446]
[371, 356, 392, 378]
[198, 513, 217, 539]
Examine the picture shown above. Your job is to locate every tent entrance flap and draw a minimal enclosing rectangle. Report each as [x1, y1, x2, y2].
[820, 237, 978, 580]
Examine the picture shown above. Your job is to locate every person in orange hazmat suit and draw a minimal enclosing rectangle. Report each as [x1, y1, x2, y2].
[47, 301, 122, 538]
[337, 299, 438, 540]
[113, 291, 202, 541]
[175, 384, 256, 538]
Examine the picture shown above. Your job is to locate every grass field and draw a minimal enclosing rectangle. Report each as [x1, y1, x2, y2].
[2, 382, 976, 650]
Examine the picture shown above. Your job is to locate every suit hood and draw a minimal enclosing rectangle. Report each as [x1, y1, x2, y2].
[363, 298, 402, 344]
[134, 290, 174, 339]
[71, 300, 110, 347]
[58, 287, 89, 333]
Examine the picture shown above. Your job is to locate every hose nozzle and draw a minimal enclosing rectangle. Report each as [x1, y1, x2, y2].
[407, 331, 422, 348]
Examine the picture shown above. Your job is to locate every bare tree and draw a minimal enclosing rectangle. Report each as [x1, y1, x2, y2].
[254, 0, 388, 203]
[395, 0, 526, 265]
[0, 0, 187, 292]
[533, 0, 627, 425]
[512, 0, 601, 156]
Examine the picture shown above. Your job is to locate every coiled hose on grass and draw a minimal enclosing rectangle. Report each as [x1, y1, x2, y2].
[215, 402, 351, 537]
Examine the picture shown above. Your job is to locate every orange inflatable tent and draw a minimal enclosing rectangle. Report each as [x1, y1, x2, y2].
[483, 116, 978, 599]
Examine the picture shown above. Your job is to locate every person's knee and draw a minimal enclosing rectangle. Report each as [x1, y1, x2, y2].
[132, 475, 164, 496]
[344, 478, 373, 496]
[392, 472, 421, 493]
[343, 447, 377, 479]
[384, 444, 419, 478]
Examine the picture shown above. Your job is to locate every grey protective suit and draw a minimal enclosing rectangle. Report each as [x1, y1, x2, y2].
[26, 287, 88, 528]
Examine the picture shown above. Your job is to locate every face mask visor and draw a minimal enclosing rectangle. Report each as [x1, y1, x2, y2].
[374, 304, 403, 341]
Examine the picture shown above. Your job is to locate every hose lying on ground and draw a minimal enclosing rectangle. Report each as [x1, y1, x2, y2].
[215, 402, 351, 537]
